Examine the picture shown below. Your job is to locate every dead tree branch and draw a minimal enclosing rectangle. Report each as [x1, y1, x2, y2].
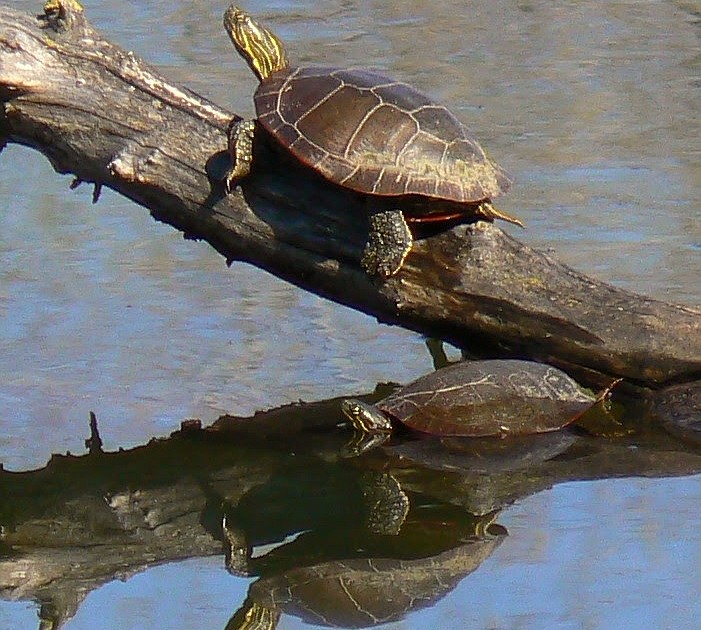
[1, 2, 699, 389]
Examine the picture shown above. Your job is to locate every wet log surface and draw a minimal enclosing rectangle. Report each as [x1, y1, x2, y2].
[0, 2, 699, 391]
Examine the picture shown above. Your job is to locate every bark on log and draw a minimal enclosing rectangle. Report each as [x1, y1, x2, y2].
[1, 2, 699, 389]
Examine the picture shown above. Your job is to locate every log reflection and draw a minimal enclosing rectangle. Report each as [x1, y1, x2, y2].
[1, 396, 701, 628]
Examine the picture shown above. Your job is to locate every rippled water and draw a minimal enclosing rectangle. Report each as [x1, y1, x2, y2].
[0, 1, 699, 628]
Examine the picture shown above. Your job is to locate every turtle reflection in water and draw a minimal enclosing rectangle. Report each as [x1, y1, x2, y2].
[343, 359, 605, 455]
[222, 6, 522, 278]
[224, 503, 504, 630]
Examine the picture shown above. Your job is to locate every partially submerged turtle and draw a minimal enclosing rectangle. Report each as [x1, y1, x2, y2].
[342, 360, 607, 455]
[223, 6, 522, 277]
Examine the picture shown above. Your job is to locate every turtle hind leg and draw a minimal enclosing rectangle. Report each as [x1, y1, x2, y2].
[224, 119, 256, 193]
[362, 209, 413, 278]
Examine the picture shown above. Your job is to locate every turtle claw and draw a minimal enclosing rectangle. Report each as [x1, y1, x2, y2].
[361, 210, 413, 278]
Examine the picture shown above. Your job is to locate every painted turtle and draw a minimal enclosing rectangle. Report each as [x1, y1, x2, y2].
[222, 6, 522, 277]
[342, 360, 601, 454]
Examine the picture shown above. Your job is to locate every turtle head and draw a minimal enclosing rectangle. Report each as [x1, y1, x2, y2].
[341, 399, 393, 433]
[223, 6, 289, 82]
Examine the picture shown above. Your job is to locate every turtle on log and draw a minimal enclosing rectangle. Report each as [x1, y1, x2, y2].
[342, 360, 608, 455]
[222, 5, 522, 278]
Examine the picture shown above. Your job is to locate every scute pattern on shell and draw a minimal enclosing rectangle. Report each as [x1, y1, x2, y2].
[377, 360, 596, 437]
[254, 67, 512, 206]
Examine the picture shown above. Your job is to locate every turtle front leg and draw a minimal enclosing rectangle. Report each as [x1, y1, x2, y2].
[224, 119, 256, 193]
[361, 209, 413, 278]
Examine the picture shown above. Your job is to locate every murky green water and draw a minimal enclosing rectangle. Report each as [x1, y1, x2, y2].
[1, 1, 699, 629]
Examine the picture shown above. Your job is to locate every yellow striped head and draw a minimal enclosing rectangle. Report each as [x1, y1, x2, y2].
[223, 6, 289, 82]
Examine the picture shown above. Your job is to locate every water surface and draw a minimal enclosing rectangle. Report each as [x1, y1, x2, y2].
[0, 0, 699, 628]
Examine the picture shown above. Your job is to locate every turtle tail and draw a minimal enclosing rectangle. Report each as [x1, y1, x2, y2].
[478, 202, 525, 229]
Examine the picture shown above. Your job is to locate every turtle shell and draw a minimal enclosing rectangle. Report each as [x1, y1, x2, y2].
[254, 66, 511, 210]
[246, 536, 503, 628]
[377, 360, 596, 437]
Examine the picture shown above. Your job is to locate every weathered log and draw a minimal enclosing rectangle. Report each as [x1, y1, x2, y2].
[0, 1, 699, 389]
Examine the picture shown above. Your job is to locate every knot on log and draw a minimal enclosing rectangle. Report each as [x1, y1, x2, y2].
[109, 143, 167, 185]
